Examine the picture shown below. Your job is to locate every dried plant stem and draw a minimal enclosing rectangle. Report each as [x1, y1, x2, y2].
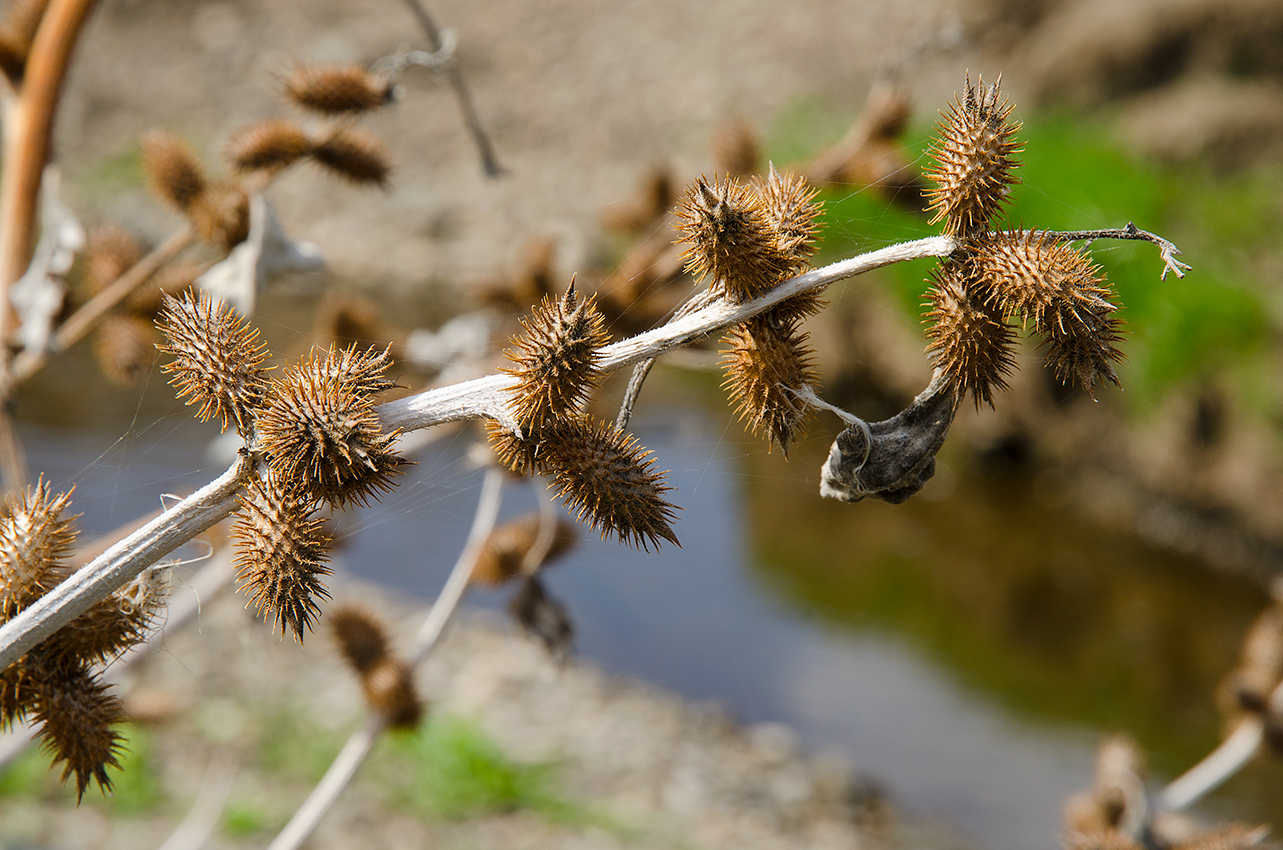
[0, 228, 1184, 670]
[0, 0, 100, 347]
[1159, 716, 1265, 810]
[615, 287, 718, 431]
[0, 452, 252, 671]
[1002, 223, 1190, 280]
[0, 547, 236, 774]
[396, 0, 502, 178]
[381, 235, 956, 435]
[266, 468, 503, 850]
[155, 753, 238, 850]
[6, 225, 196, 389]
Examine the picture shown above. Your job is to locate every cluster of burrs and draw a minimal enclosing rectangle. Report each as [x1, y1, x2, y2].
[487, 284, 680, 551]
[0, 479, 167, 800]
[76, 62, 396, 391]
[675, 164, 824, 455]
[155, 290, 405, 643]
[0, 290, 406, 800]
[142, 63, 394, 247]
[922, 75, 1123, 404]
[669, 76, 1138, 505]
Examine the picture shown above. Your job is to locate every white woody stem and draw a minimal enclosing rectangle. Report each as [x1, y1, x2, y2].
[10, 233, 1091, 671]
[265, 468, 504, 850]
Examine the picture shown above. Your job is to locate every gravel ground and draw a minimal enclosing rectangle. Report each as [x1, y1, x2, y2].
[0, 571, 972, 850]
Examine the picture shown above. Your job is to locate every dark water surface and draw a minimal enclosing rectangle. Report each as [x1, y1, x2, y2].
[16, 357, 1283, 850]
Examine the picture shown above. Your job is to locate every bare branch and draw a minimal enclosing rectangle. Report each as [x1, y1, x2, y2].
[395, 0, 503, 178]
[0, 226, 1187, 671]
[1159, 716, 1265, 811]
[0, 0, 102, 347]
[0, 453, 253, 671]
[1008, 223, 1191, 280]
[266, 467, 504, 850]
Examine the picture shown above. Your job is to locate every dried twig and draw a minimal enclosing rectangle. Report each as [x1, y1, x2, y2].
[1159, 716, 1265, 811]
[0, 0, 101, 341]
[0, 226, 1182, 671]
[395, 0, 502, 177]
[265, 467, 504, 850]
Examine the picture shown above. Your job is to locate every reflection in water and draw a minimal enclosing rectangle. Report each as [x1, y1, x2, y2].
[15, 360, 1283, 850]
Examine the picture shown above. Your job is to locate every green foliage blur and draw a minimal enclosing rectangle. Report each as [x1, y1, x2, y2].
[0, 723, 163, 812]
[379, 714, 584, 823]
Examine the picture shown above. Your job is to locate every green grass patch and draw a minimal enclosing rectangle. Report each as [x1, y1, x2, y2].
[377, 714, 588, 825]
[256, 710, 347, 783]
[0, 723, 163, 812]
[222, 799, 274, 837]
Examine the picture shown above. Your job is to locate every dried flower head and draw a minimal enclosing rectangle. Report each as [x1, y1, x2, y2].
[0, 478, 76, 623]
[310, 127, 392, 187]
[923, 259, 1017, 408]
[257, 347, 405, 507]
[471, 513, 577, 587]
[1040, 297, 1123, 394]
[83, 224, 143, 296]
[30, 661, 124, 801]
[753, 164, 822, 264]
[140, 130, 207, 213]
[232, 473, 332, 641]
[361, 657, 422, 729]
[925, 75, 1022, 237]
[503, 284, 609, 427]
[188, 181, 251, 248]
[975, 232, 1115, 327]
[156, 290, 271, 435]
[541, 418, 679, 550]
[712, 117, 761, 178]
[225, 118, 311, 173]
[328, 605, 422, 728]
[721, 314, 818, 454]
[94, 314, 157, 386]
[676, 174, 794, 302]
[0, 0, 49, 83]
[283, 63, 392, 115]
